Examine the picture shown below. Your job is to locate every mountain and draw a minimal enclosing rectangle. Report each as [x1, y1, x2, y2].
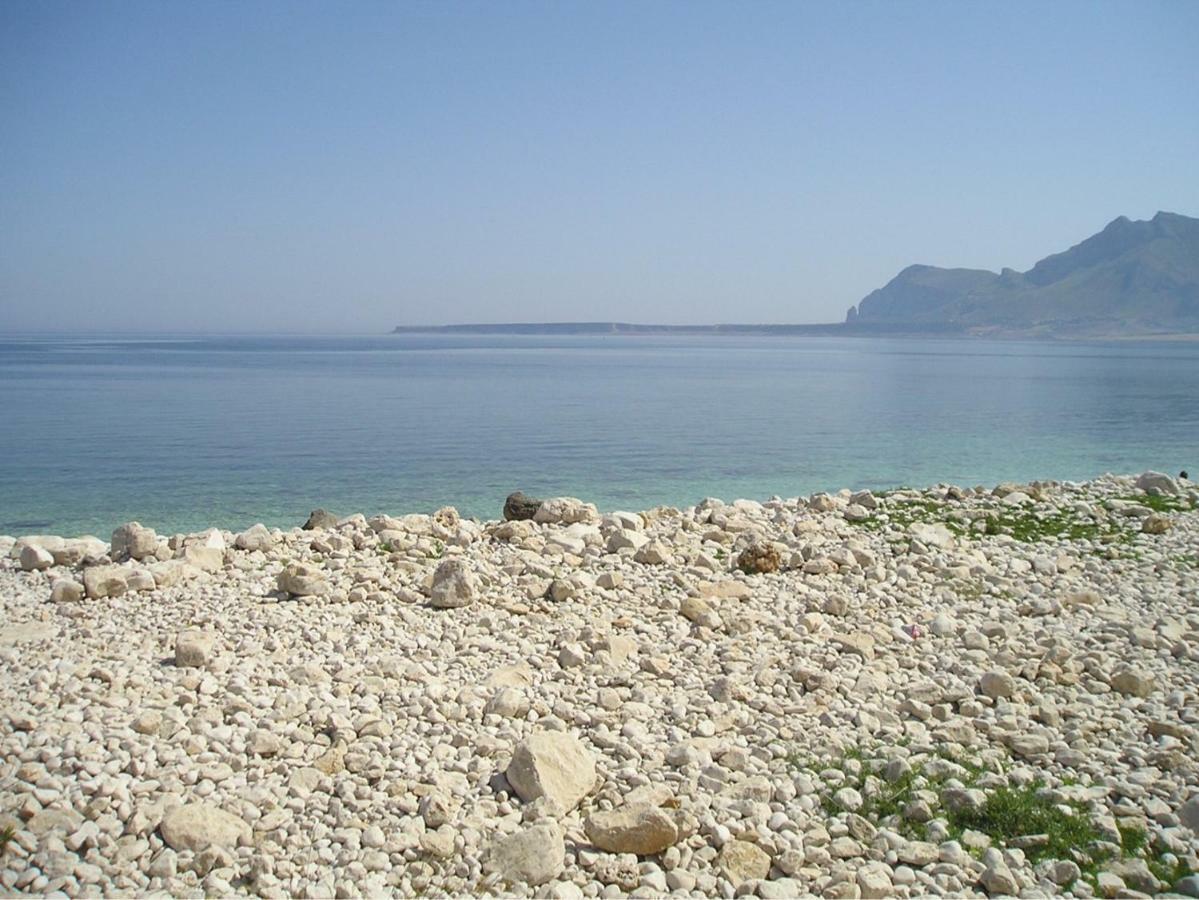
[848, 212, 1199, 336]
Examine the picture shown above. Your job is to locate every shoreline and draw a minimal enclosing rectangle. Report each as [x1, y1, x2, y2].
[2, 472, 1198, 897]
[391, 323, 1199, 342]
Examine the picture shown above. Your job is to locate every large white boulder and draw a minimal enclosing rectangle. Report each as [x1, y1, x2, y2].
[1135, 471, 1179, 495]
[277, 563, 328, 597]
[51, 536, 108, 566]
[533, 497, 599, 525]
[111, 522, 158, 560]
[505, 731, 596, 812]
[234, 523, 274, 551]
[584, 802, 679, 855]
[909, 522, 956, 551]
[19, 543, 54, 571]
[83, 565, 128, 599]
[428, 558, 478, 608]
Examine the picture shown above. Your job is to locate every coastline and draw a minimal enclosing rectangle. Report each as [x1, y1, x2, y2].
[2, 472, 1198, 896]
[391, 323, 1199, 342]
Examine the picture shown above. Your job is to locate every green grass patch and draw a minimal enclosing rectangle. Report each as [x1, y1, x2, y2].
[1148, 853, 1195, 889]
[1175, 553, 1199, 570]
[951, 785, 1099, 865]
[980, 508, 1130, 544]
[791, 749, 1186, 892]
[1117, 823, 1148, 856]
[847, 495, 1145, 551]
[850, 499, 966, 535]
[1114, 493, 1192, 513]
[0, 824, 14, 855]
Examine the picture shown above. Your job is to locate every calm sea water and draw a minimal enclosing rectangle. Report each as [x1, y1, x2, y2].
[1, 334, 1196, 536]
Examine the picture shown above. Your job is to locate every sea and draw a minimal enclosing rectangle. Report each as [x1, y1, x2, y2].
[1, 333, 1196, 537]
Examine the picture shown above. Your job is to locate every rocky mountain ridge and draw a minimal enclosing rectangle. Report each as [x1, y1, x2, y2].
[848, 212, 1199, 337]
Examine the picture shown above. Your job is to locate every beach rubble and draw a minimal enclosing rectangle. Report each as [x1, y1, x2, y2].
[1, 471, 1197, 897]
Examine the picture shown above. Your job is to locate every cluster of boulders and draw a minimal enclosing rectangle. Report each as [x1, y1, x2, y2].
[0, 472, 1197, 898]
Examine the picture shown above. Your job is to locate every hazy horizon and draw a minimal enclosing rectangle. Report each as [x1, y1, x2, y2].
[3, 1, 1198, 333]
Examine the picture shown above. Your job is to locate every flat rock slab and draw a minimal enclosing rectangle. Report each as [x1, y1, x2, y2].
[0, 622, 56, 645]
[160, 803, 250, 852]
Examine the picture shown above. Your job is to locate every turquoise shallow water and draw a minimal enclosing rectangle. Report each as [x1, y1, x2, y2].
[1, 333, 1196, 536]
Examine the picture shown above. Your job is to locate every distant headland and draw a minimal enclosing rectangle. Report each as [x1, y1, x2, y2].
[395, 211, 1199, 339]
[391, 322, 964, 336]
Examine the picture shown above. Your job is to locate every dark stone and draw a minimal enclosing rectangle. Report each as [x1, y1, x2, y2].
[503, 492, 542, 522]
[736, 541, 781, 574]
[303, 508, 339, 530]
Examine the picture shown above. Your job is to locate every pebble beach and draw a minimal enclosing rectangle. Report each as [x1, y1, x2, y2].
[1, 472, 1197, 898]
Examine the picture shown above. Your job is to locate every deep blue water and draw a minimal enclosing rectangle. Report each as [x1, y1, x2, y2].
[1, 333, 1196, 536]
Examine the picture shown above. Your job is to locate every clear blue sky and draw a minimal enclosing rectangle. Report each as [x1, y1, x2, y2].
[2, 0, 1197, 332]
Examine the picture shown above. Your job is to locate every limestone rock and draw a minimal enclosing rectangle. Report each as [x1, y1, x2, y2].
[680, 596, 721, 629]
[533, 497, 598, 525]
[584, 802, 679, 855]
[1179, 794, 1199, 832]
[909, 522, 956, 550]
[1105, 858, 1161, 894]
[844, 503, 871, 522]
[485, 820, 565, 887]
[1142, 514, 1171, 534]
[50, 578, 85, 603]
[607, 529, 649, 553]
[850, 489, 879, 509]
[832, 632, 875, 660]
[717, 839, 771, 886]
[111, 521, 158, 560]
[1110, 668, 1155, 697]
[149, 560, 189, 588]
[19, 543, 54, 571]
[857, 861, 894, 898]
[277, 562, 328, 597]
[11, 535, 63, 560]
[1135, 471, 1179, 495]
[634, 541, 671, 565]
[249, 729, 281, 757]
[428, 557, 479, 608]
[979, 863, 1020, 895]
[175, 630, 216, 668]
[50, 536, 108, 566]
[979, 670, 1015, 699]
[176, 532, 225, 572]
[505, 731, 596, 812]
[83, 565, 128, 600]
[132, 710, 163, 735]
[420, 791, 457, 828]
[159, 803, 250, 852]
[234, 523, 274, 551]
[484, 687, 529, 719]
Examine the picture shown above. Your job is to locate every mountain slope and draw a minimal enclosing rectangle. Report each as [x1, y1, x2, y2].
[849, 212, 1199, 335]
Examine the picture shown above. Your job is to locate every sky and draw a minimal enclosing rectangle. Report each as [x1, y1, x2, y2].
[2, 1, 1198, 333]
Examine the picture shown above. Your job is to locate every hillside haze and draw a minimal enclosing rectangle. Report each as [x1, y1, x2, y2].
[849, 212, 1199, 336]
